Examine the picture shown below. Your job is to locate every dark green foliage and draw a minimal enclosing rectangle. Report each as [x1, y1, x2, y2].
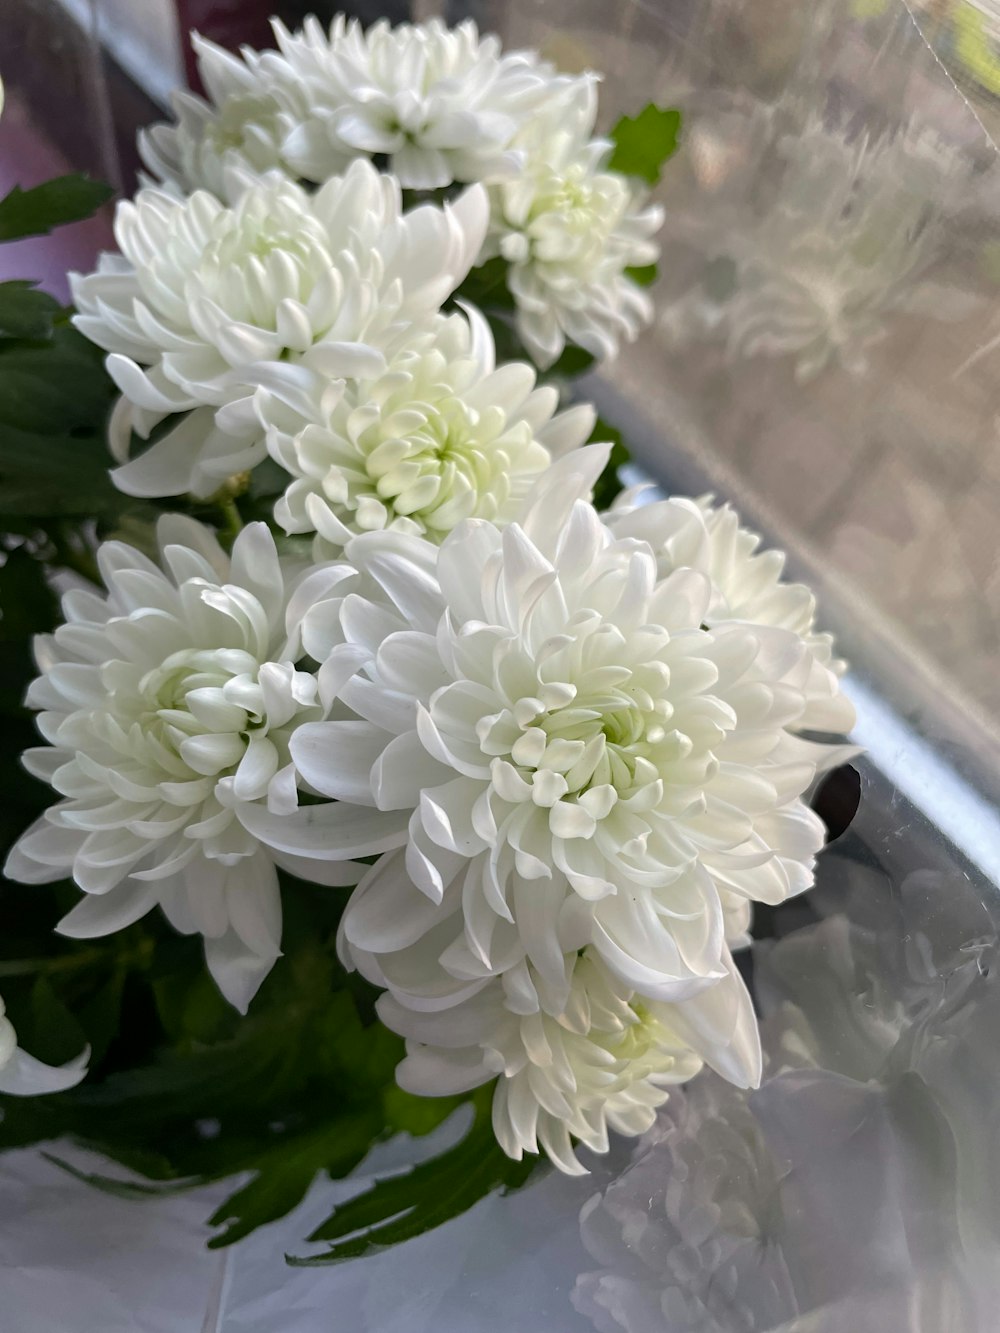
[292, 1086, 539, 1265]
[590, 417, 632, 511]
[0, 175, 113, 241]
[0, 282, 62, 340]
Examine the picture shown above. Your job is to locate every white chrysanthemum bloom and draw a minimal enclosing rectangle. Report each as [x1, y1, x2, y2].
[4, 517, 363, 1012]
[70, 162, 488, 500]
[384, 952, 709, 1174]
[260, 304, 596, 550]
[347, 905, 759, 1172]
[481, 92, 662, 368]
[609, 487, 856, 951]
[0, 993, 88, 1097]
[243, 446, 855, 1019]
[607, 489, 852, 697]
[272, 15, 583, 190]
[138, 33, 311, 200]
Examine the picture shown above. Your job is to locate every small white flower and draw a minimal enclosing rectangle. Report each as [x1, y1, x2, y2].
[0, 993, 88, 1097]
[482, 92, 662, 367]
[138, 33, 311, 200]
[243, 446, 855, 1022]
[273, 15, 583, 190]
[350, 929, 759, 1173]
[70, 162, 488, 500]
[261, 305, 595, 550]
[4, 517, 363, 1012]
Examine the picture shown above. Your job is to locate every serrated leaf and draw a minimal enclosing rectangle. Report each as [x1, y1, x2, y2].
[41, 1152, 198, 1201]
[609, 105, 682, 184]
[207, 1113, 379, 1247]
[293, 1089, 538, 1265]
[0, 281, 61, 340]
[0, 175, 113, 242]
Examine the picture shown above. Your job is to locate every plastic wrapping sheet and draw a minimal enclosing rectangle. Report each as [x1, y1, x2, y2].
[3, 766, 999, 1330]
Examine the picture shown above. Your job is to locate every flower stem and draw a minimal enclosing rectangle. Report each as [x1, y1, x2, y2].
[217, 497, 244, 547]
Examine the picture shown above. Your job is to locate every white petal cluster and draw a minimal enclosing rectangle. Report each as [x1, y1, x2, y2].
[4, 517, 362, 1013]
[134, 19, 661, 374]
[262, 306, 596, 551]
[272, 15, 582, 191]
[0, 993, 88, 1097]
[139, 34, 309, 201]
[482, 89, 663, 367]
[140, 20, 582, 199]
[368, 945, 757, 1173]
[236, 446, 854, 1169]
[71, 162, 487, 500]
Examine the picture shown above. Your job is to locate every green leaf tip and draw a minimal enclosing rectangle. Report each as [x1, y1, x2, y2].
[0, 174, 114, 243]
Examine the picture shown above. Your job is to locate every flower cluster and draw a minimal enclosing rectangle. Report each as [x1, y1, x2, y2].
[137, 16, 661, 370]
[5, 17, 855, 1174]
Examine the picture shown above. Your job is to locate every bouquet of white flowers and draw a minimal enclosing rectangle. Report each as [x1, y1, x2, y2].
[0, 16, 854, 1260]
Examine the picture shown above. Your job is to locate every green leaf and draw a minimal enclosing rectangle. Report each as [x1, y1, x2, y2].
[76, 968, 127, 1066]
[589, 416, 632, 511]
[545, 344, 597, 379]
[0, 430, 121, 518]
[41, 1153, 198, 1201]
[625, 263, 658, 288]
[0, 544, 58, 645]
[292, 1088, 538, 1265]
[0, 324, 112, 433]
[0, 281, 61, 340]
[608, 105, 682, 184]
[0, 175, 113, 242]
[0, 325, 119, 520]
[382, 1086, 465, 1138]
[456, 256, 514, 311]
[28, 975, 89, 1065]
[207, 1114, 379, 1247]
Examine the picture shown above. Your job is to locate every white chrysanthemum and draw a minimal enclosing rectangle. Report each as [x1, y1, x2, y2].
[260, 305, 595, 550]
[385, 952, 704, 1174]
[349, 916, 759, 1172]
[272, 15, 582, 190]
[482, 94, 662, 368]
[609, 487, 855, 950]
[4, 517, 363, 1012]
[70, 162, 488, 500]
[0, 993, 88, 1097]
[138, 34, 311, 200]
[243, 447, 855, 1020]
[607, 489, 851, 695]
